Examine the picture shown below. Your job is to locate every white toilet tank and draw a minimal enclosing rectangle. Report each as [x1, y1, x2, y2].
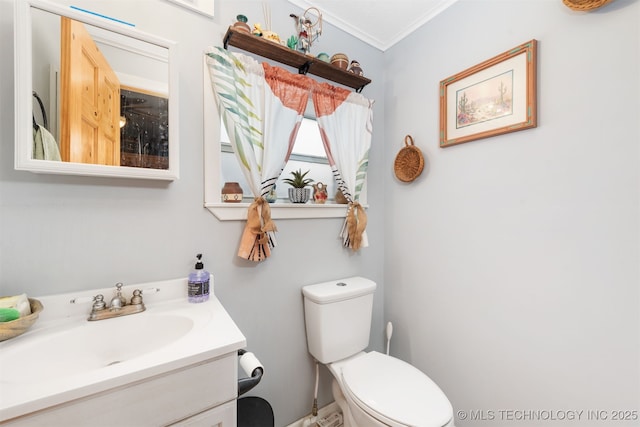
[302, 277, 376, 364]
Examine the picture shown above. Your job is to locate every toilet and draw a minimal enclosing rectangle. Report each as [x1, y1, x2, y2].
[302, 277, 455, 427]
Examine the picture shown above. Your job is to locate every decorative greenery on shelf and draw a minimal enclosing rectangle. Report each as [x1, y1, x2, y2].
[286, 35, 298, 50]
[283, 169, 313, 188]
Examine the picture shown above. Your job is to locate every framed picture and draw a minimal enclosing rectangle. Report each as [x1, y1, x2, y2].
[439, 40, 537, 148]
[165, 0, 214, 18]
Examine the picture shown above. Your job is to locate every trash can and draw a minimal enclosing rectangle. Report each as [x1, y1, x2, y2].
[237, 396, 274, 427]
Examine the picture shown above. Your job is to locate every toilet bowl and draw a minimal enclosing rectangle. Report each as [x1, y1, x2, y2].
[328, 352, 454, 427]
[302, 277, 455, 427]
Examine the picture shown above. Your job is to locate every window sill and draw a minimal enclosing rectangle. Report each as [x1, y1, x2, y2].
[205, 202, 361, 221]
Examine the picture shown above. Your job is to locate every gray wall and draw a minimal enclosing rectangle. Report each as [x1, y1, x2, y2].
[384, 1, 639, 426]
[0, 1, 385, 425]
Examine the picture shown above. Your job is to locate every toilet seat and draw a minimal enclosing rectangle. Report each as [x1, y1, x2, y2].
[341, 352, 453, 427]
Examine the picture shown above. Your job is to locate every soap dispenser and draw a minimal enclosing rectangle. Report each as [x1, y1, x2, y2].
[188, 254, 210, 303]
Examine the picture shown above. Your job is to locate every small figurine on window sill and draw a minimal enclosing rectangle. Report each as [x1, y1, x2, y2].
[335, 190, 348, 204]
[313, 182, 328, 204]
[265, 184, 278, 203]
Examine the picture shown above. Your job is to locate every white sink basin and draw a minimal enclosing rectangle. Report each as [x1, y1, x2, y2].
[0, 278, 247, 422]
[0, 313, 193, 383]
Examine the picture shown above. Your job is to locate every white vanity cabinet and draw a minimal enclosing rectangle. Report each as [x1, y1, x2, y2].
[1, 353, 238, 426]
[170, 401, 237, 426]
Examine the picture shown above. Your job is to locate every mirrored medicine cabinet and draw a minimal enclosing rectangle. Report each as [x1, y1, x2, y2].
[14, 0, 179, 180]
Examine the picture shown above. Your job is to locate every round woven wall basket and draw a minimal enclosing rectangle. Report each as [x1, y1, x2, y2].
[562, 0, 613, 11]
[394, 135, 424, 183]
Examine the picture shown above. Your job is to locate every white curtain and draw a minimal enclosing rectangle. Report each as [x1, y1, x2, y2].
[206, 47, 312, 261]
[312, 82, 374, 250]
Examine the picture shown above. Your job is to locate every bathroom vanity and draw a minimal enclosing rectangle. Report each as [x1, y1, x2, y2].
[0, 279, 246, 426]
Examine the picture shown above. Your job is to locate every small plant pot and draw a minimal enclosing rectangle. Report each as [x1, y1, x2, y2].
[288, 188, 310, 203]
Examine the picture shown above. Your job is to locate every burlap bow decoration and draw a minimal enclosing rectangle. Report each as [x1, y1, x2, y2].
[237, 197, 278, 262]
[345, 201, 367, 251]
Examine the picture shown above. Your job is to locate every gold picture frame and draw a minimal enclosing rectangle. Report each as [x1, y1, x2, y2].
[439, 40, 537, 148]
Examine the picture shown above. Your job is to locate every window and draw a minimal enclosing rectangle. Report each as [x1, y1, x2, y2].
[219, 115, 338, 202]
[202, 60, 359, 220]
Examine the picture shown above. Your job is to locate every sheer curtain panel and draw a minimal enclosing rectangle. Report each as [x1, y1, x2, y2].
[206, 47, 312, 261]
[312, 82, 374, 250]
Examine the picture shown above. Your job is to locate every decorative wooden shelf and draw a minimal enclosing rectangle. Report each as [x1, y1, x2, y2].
[223, 27, 372, 92]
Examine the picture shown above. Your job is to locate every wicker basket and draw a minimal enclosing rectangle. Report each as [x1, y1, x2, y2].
[0, 298, 43, 342]
[562, 0, 613, 11]
[394, 135, 424, 182]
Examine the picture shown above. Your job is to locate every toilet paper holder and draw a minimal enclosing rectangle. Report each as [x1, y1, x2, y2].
[238, 349, 264, 396]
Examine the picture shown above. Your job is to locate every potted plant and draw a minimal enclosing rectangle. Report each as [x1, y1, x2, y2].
[283, 169, 314, 203]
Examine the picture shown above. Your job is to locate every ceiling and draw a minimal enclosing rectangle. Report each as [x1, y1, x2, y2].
[286, 0, 459, 51]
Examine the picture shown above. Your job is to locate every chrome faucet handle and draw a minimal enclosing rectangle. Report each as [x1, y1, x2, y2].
[92, 294, 106, 311]
[130, 289, 143, 305]
[110, 283, 126, 309]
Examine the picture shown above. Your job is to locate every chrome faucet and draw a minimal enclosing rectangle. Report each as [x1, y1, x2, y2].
[87, 283, 146, 321]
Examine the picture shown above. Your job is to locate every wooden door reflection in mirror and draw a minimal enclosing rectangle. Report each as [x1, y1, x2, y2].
[60, 17, 121, 165]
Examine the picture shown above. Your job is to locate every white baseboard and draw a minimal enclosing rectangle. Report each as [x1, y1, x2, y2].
[286, 402, 341, 427]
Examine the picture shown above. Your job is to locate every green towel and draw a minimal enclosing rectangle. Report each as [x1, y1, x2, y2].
[33, 124, 61, 161]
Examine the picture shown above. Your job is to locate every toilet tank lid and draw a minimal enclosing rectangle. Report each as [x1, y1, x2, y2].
[302, 277, 376, 304]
